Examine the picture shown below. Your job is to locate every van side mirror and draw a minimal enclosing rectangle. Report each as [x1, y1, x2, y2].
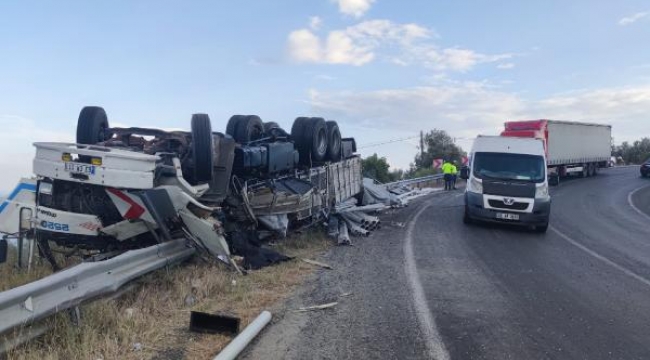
[460, 166, 469, 180]
[548, 174, 560, 187]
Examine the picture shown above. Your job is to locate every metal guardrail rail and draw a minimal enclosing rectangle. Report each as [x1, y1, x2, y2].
[0, 239, 195, 336]
[383, 174, 445, 189]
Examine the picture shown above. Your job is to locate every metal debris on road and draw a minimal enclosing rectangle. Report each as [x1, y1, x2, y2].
[301, 258, 334, 270]
[295, 302, 338, 312]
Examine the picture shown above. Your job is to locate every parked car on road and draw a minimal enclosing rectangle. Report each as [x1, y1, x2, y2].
[641, 158, 650, 178]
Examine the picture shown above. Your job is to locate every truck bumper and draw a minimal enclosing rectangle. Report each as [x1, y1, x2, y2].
[465, 192, 550, 226]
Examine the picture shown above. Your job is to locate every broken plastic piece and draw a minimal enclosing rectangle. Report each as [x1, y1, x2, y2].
[190, 311, 241, 335]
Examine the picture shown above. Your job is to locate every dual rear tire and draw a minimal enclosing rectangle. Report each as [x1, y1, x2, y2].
[291, 117, 342, 165]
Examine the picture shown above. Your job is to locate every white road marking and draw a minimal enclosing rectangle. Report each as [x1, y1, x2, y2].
[627, 184, 650, 222]
[550, 225, 650, 289]
[404, 202, 450, 360]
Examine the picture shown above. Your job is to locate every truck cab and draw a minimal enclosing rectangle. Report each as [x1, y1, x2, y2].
[461, 136, 550, 233]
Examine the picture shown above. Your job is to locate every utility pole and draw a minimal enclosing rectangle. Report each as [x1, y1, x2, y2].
[420, 130, 424, 158]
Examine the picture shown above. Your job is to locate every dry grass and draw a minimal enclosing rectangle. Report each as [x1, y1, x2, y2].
[2, 230, 332, 360]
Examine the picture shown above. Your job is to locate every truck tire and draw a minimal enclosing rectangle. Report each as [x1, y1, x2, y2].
[292, 117, 327, 165]
[226, 115, 246, 138]
[77, 106, 110, 144]
[264, 121, 280, 134]
[303, 117, 327, 163]
[325, 120, 342, 161]
[191, 114, 214, 183]
[234, 115, 264, 144]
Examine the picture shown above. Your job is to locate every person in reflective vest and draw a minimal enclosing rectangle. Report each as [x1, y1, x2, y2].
[442, 160, 454, 190]
[450, 162, 458, 190]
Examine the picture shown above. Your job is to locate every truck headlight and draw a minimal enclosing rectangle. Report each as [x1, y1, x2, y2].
[535, 184, 549, 198]
[468, 177, 483, 194]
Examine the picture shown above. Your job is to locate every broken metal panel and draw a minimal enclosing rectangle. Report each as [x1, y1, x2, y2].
[178, 208, 230, 258]
[100, 220, 150, 241]
[257, 215, 289, 237]
[0, 239, 195, 336]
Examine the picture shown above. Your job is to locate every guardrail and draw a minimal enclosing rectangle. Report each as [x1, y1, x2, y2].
[383, 174, 445, 189]
[0, 239, 195, 337]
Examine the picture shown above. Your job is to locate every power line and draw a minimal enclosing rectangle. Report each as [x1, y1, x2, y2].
[358, 135, 420, 149]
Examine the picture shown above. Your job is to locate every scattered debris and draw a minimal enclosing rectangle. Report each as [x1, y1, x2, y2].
[190, 311, 241, 335]
[132, 343, 143, 352]
[301, 258, 333, 270]
[338, 221, 351, 246]
[295, 302, 338, 313]
[213, 311, 272, 360]
[339, 292, 353, 298]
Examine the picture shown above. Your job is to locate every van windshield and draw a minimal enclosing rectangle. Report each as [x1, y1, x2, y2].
[473, 152, 545, 183]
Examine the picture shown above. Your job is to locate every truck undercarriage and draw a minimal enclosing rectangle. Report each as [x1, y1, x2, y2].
[1, 106, 362, 271]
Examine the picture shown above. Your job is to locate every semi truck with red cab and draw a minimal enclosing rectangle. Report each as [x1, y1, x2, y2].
[501, 120, 612, 185]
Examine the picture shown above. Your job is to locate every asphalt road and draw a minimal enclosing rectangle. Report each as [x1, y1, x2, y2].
[245, 166, 650, 360]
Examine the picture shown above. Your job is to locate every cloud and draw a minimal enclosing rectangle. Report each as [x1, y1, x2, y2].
[0, 116, 74, 192]
[307, 84, 650, 169]
[287, 19, 511, 71]
[288, 29, 323, 63]
[309, 16, 322, 30]
[497, 62, 515, 69]
[333, 0, 375, 18]
[618, 11, 648, 25]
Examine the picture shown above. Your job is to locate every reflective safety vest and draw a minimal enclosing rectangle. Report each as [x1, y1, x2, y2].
[450, 164, 457, 174]
[442, 162, 453, 174]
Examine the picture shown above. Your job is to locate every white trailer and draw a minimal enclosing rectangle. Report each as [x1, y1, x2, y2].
[502, 120, 612, 183]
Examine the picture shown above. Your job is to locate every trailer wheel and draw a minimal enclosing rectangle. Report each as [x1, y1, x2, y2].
[298, 117, 327, 164]
[291, 117, 328, 165]
[264, 121, 279, 132]
[325, 121, 342, 162]
[191, 114, 214, 183]
[226, 115, 246, 138]
[233, 115, 264, 144]
[77, 106, 110, 144]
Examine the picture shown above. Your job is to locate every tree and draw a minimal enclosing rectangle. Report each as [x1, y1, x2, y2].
[362, 153, 399, 183]
[613, 138, 650, 164]
[408, 129, 465, 177]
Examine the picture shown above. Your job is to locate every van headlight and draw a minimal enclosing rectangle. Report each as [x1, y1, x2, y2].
[535, 184, 549, 198]
[468, 177, 483, 194]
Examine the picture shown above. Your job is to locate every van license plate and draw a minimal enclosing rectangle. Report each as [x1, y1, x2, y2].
[496, 213, 519, 221]
[64, 162, 96, 175]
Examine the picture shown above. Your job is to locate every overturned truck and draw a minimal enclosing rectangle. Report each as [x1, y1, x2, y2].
[1, 106, 362, 270]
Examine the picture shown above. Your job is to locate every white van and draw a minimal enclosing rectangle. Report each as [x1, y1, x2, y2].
[460, 136, 551, 232]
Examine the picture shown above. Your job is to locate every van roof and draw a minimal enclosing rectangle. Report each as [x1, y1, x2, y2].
[472, 135, 545, 156]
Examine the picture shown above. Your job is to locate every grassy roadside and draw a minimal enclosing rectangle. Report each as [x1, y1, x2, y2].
[3, 230, 332, 360]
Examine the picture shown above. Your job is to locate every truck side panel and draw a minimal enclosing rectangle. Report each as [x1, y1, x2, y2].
[547, 121, 611, 166]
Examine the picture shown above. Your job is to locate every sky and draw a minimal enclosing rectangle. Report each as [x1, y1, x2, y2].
[1, 0, 650, 192]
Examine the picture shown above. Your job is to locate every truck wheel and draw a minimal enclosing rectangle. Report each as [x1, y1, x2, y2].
[226, 115, 246, 138]
[191, 114, 214, 183]
[77, 106, 109, 144]
[292, 117, 327, 165]
[304, 118, 327, 163]
[234, 115, 264, 144]
[325, 120, 342, 162]
[264, 121, 280, 134]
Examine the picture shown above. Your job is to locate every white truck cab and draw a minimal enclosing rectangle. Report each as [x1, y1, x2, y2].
[461, 136, 551, 233]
